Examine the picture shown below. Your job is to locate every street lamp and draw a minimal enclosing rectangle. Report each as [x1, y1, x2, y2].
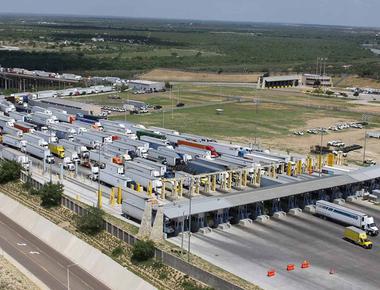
[97, 143, 103, 208]
[67, 263, 77, 290]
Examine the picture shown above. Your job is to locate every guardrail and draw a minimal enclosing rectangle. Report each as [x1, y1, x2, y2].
[20, 171, 245, 290]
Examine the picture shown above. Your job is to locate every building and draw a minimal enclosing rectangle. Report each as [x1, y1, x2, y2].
[302, 74, 333, 87]
[257, 75, 302, 89]
[127, 80, 165, 92]
[29, 98, 102, 116]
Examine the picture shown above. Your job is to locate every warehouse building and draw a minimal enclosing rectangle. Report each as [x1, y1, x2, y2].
[257, 75, 302, 89]
[127, 80, 165, 92]
[29, 98, 102, 116]
[302, 74, 333, 87]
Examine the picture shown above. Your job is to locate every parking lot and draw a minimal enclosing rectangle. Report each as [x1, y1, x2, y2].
[169, 200, 380, 290]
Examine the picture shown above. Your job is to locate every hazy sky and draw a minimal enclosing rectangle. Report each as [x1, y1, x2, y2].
[2, 0, 380, 28]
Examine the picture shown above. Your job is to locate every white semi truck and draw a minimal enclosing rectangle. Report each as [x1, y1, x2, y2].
[2, 135, 27, 151]
[25, 143, 54, 164]
[23, 133, 48, 148]
[0, 146, 29, 169]
[316, 200, 379, 236]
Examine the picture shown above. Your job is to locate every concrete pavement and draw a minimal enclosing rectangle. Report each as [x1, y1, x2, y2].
[0, 211, 110, 290]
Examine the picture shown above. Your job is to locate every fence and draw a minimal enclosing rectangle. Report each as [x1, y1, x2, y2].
[21, 171, 245, 290]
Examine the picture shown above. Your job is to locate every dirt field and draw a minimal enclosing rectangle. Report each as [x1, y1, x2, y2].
[0, 256, 39, 290]
[139, 69, 260, 83]
[259, 117, 380, 164]
[334, 75, 380, 89]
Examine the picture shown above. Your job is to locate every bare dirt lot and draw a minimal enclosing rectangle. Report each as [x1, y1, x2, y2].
[139, 69, 260, 83]
[260, 117, 380, 164]
[0, 256, 39, 290]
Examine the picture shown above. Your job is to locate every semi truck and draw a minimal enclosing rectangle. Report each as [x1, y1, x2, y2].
[14, 122, 35, 134]
[28, 112, 58, 126]
[177, 140, 218, 157]
[48, 107, 76, 123]
[134, 157, 167, 176]
[2, 135, 27, 150]
[0, 115, 15, 128]
[8, 111, 27, 122]
[63, 148, 80, 163]
[140, 135, 173, 150]
[98, 170, 130, 189]
[104, 162, 124, 175]
[48, 143, 65, 158]
[80, 131, 113, 144]
[125, 169, 162, 193]
[23, 133, 48, 148]
[62, 157, 75, 171]
[125, 161, 160, 177]
[3, 125, 23, 137]
[0, 146, 29, 169]
[74, 135, 99, 149]
[89, 150, 123, 166]
[344, 226, 372, 249]
[202, 141, 247, 157]
[25, 143, 54, 164]
[316, 200, 379, 236]
[176, 146, 212, 159]
[34, 131, 58, 143]
[148, 147, 187, 166]
[109, 140, 148, 158]
[136, 129, 166, 140]
[59, 139, 89, 158]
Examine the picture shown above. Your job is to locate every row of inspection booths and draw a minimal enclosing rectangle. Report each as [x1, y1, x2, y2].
[158, 166, 380, 236]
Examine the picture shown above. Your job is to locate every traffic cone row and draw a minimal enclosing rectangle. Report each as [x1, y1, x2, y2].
[268, 260, 311, 278]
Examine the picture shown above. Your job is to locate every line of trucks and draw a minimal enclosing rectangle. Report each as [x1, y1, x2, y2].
[316, 200, 378, 249]
[0, 98, 293, 196]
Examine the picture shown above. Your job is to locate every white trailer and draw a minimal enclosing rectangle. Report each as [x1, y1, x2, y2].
[367, 131, 380, 139]
[176, 146, 212, 159]
[62, 157, 75, 171]
[104, 162, 124, 175]
[316, 200, 379, 236]
[3, 126, 23, 137]
[34, 131, 58, 143]
[28, 112, 57, 126]
[140, 135, 173, 150]
[3, 135, 27, 150]
[202, 141, 243, 157]
[0, 146, 29, 169]
[8, 111, 27, 122]
[109, 141, 148, 158]
[80, 131, 113, 144]
[59, 139, 89, 158]
[0, 102, 15, 114]
[74, 135, 99, 149]
[148, 148, 184, 166]
[64, 148, 80, 163]
[25, 143, 54, 164]
[89, 150, 113, 166]
[134, 157, 167, 176]
[125, 161, 160, 177]
[99, 170, 130, 188]
[23, 133, 48, 148]
[31, 106, 52, 115]
[125, 169, 162, 193]
[0, 115, 15, 128]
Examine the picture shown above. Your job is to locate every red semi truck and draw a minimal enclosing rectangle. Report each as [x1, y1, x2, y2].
[177, 140, 219, 157]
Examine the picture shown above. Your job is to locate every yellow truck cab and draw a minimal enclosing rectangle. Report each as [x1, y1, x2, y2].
[344, 226, 373, 249]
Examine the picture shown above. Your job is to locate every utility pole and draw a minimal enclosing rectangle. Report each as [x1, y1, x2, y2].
[187, 178, 193, 262]
[97, 144, 102, 208]
[319, 129, 324, 177]
[363, 129, 368, 163]
[171, 86, 174, 119]
[181, 210, 185, 255]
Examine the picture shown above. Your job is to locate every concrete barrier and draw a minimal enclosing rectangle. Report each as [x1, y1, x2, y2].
[304, 205, 316, 214]
[288, 208, 302, 216]
[255, 215, 270, 223]
[273, 211, 287, 219]
[199, 227, 212, 235]
[333, 198, 345, 205]
[0, 194, 155, 290]
[238, 219, 253, 226]
[346, 196, 357, 202]
[217, 223, 231, 231]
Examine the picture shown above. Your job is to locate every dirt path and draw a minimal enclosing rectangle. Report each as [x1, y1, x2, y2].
[0, 256, 39, 290]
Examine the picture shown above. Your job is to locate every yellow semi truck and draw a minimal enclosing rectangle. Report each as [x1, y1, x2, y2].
[48, 144, 65, 158]
[344, 226, 373, 249]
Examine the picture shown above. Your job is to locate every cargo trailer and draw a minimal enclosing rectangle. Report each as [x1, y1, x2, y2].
[3, 125, 23, 137]
[0, 146, 29, 169]
[2, 135, 27, 150]
[23, 133, 48, 148]
[25, 143, 54, 164]
[125, 161, 160, 177]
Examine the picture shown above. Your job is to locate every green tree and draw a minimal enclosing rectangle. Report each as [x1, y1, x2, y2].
[77, 207, 104, 235]
[131, 240, 155, 262]
[39, 182, 64, 208]
[0, 160, 22, 184]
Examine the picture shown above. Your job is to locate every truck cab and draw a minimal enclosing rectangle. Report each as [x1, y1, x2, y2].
[363, 217, 379, 236]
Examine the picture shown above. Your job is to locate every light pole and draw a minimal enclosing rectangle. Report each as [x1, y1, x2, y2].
[319, 129, 324, 177]
[67, 263, 77, 290]
[187, 178, 193, 262]
[363, 129, 368, 164]
[97, 144, 102, 208]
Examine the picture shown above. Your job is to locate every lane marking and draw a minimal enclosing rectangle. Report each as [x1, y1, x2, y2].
[30, 251, 40, 255]
[17, 242, 27, 246]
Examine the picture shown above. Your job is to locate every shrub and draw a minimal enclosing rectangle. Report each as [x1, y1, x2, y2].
[76, 207, 104, 235]
[111, 245, 124, 258]
[131, 240, 155, 262]
[38, 182, 64, 208]
[0, 160, 22, 184]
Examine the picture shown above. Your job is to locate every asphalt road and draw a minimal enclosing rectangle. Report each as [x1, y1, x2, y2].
[169, 202, 380, 290]
[0, 211, 110, 290]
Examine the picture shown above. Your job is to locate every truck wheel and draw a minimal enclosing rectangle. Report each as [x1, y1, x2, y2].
[368, 245, 373, 249]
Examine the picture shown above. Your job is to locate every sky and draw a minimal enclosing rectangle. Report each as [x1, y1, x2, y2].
[2, 0, 380, 28]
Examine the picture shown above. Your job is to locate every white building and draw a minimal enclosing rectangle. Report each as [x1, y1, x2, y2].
[127, 80, 165, 92]
[302, 74, 333, 87]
